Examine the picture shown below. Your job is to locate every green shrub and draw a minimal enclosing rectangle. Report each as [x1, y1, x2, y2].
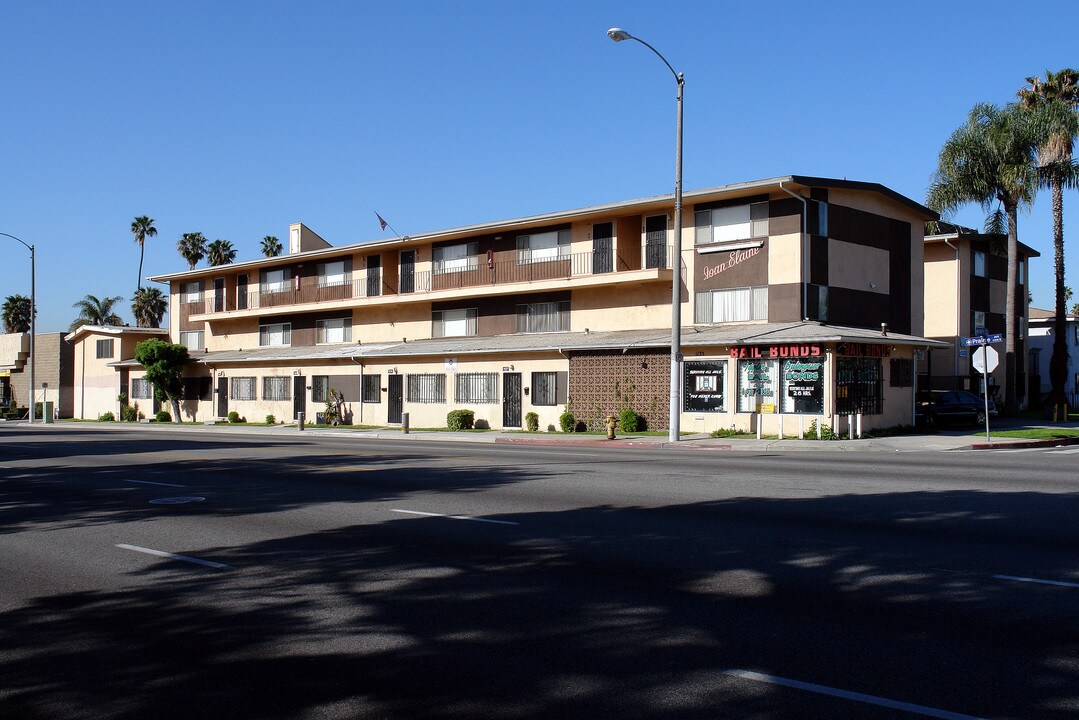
[98, 411, 116, 422]
[802, 420, 837, 440]
[227, 411, 245, 424]
[155, 410, 172, 423]
[121, 404, 139, 422]
[265, 414, 276, 425]
[525, 411, 539, 432]
[559, 410, 576, 433]
[447, 409, 475, 430]
[618, 408, 640, 433]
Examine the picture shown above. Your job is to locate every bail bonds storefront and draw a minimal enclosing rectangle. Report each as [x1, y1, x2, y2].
[679, 331, 930, 436]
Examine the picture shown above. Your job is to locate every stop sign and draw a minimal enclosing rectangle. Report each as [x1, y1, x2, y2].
[972, 346, 999, 373]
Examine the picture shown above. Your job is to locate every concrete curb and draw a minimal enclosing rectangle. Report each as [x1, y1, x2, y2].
[970, 435, 1079, 451]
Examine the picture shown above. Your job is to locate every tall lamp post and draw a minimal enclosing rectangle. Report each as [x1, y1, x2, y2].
[0, 232, 35, 424]
[607, 27, 684, 442]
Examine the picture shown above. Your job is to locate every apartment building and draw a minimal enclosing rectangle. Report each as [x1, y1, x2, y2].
[0, 332, 74, 418]
[66, 325, 170, 420]
[923, 224, 1038, 405]
[129, 175, 938, 434]
[1028, 307, 1079, 407]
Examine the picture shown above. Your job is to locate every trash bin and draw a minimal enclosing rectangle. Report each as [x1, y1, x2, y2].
[43, 402, 54, 424]
[402, 412, 409, 434]
[297, 411, 305, 431]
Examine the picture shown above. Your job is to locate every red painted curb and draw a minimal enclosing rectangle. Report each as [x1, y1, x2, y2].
[970, 436, 1079, 451]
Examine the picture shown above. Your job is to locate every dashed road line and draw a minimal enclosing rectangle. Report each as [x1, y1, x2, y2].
[116, 543, 231, 569]
[120, 479, 187, 488]
[724, 669, 986, 720]
[994, 574, 1079, 589]
[390, 509, 519, 526]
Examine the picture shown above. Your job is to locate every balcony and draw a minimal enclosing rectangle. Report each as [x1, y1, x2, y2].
[187, 245, 673, 320]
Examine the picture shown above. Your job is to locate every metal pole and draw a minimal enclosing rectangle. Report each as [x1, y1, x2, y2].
[1, 233, 35, 424]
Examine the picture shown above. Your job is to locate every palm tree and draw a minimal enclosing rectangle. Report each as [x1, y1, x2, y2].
[131, 287, 167, 328]
[1018, 69, 1079, 414]
[2, 294, 32, 333]
[177, 232, 207, 270]
[927, 102, 1040, 414]
[131, 216, 158, 290]
[207, 239, 237, 267]
[70, 294, 124, 332]
[260, 235, 283, 257]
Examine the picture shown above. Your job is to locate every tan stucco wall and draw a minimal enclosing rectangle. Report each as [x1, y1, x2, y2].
[570, 285, 671, 332]
[764, 232, 802, 287]
[923, 243, 960, 337]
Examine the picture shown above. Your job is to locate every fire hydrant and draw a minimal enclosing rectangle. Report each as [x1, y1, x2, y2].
[605, 414, 617, 440]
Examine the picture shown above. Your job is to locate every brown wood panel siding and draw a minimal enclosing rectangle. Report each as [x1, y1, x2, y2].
[692, 193, 770, 213]
[767, 198, 802, 235]
[970, 276, 990, 311]
[433, 291, 570, 337]
[178, 300, 205, 332]
[258, 311, 352, 348]
[827, 205, 895, 252]
[616, 215, 641, 271]
[809, 188, 828, 202]
[693, 243, 768, 291]
[323, 375, 361, 403]
[887, 218, 912, 334]
[382, 252, 399, 295]
[825, 287, 892, 329]
[568, 349, 669, 430]
[810, 236, 829, 285]
[767, 283, 803, 323]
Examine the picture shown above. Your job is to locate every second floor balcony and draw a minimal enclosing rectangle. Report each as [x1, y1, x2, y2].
[187, 244, 674, 320]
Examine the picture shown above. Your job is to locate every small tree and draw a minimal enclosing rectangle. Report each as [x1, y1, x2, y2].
[2, 294, 32, 333]
[260, 235, 283, 257]
[131, 287, 167, 328]
[207, 239, 237, 266]
[134, 338, 190, 423]
[177, 232, 207, 270]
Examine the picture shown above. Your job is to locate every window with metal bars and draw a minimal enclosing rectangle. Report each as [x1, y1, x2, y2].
[362, 375, 381, 403]
[262, 376, 291, 402]
[531, 372, 557, 406]
[455, 373, 499, 403]
[836, 358, 882, 414]
[230, 377, 256, 401]
[406, 374, 446, 403]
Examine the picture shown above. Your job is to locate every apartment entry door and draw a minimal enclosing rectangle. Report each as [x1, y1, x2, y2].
[388, 374, 403, 424]
[400, 250, 415, 294]
[216, 377, 228, 418]
[645, 215, 668, 269]
[593, 221, 613, 274]
[293, 375, 305, 420]
[214, 278, 226, 312]
[502, 372, 522, 428]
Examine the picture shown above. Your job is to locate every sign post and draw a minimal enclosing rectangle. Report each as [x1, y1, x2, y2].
[971, 344, 999, 443]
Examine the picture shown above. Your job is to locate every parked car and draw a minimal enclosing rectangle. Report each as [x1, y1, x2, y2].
[917, 390, 995, 426]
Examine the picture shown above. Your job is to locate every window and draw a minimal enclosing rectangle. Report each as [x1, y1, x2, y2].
[973, 250, 986, 278]
[317, 260, 348, 287]
[407, 373, 445, 403]
[179, 331, 204, 351]
[531, 371, 558, 406]
[316, 317, 351, 344]
[516, 230, 570, 264]
[889, 358, 913, 388]
[817, 201, 828, 236]
[1018, 315, 1026, 340]
[95, 339, 114, 359]
[694, 202, 768, 245]
[182, 281, 202, 304]
[1018, 259, 1025, 285]
[432, 308, 477, 338]
[694, 287, 768, 324]
[263, 376, 290, 401]
[259, 322, 291, 347]
[737, 359, 777, 413]
[230, 377, 256, 401]
[516, 302, 570, 333]
[684, 362, 726, 413]
[312, 376, 329, 403]
[262, 268, 290, 294]
[972, 310, 986, 336]
[836, 358, 882, 415]
[131, 377, 152, 400]
[362, 375, 381, 403]
[182, 377, 212, 401]
[433, 242, 478, 274]
[455, 373, 499, 403]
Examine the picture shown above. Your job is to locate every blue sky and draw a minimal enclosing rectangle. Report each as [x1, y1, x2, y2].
[2, 0, 1076, 332]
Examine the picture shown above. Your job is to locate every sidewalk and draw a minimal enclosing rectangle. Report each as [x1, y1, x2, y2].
[21, 416, 1079, 453]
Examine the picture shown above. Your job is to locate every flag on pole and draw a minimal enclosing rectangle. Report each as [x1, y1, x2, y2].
[375, 212, 388, 231]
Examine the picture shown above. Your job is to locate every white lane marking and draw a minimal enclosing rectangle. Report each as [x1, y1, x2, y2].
[1047, 447, 1079, 454]
[994, 574, 1079, 589]
[990, 447, 1042, 453]
[116, 544, 231, 569]
[724, 669, 986, 720]
[390, 509, 519, 526]
[120, 479, 187, 488]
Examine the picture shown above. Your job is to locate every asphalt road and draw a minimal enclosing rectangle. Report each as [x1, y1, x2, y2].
[1, 424, 1077, 719]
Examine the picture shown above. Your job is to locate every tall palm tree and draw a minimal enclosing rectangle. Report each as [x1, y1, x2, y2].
[260, 235, 283, 257]
[131, 287, 167, 328]
[70, 294, 124, 332]
[1018, 69, 1079, 414]
[2, 294, 32, 333]
[207, 239, 237, 267]
[177, 232, 207, 270]
[927, 102, 1040, 414]
[131, 216, 158, 290]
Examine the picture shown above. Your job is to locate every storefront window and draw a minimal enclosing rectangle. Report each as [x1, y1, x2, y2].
[684, 361, 726, 412]
[780, 357, 824, 414]
[738, 359, 778, 413]
[836, 358, 883, 414]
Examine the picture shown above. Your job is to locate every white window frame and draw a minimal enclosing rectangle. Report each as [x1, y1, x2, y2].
[694, 286, 768, 324]
[973, 250, 987, 278]
[973, 310, 986, 335]
[131, 377, 152, 400]
[179, 330, 204, 351]
[516, 301, 570, 333]
[230, 376, 256, 401]
[432, 308, 477, 338]
[181, 281, 202, 304]
[262, 376, 290, 402]
[433, 242, 478, 275]
[95, 339, 114, 359]
[317, 260, 348, 287]
[262, 268, 290, 294]
[516, 230, 570, 264]
[316, 317, 352, 344]
[694, 202, 769, 245]
[258, 322, 292, 347]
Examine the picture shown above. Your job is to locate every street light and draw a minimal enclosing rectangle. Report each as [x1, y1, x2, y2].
[0, 232, 36, 424]
[607, 27, 684, 442]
